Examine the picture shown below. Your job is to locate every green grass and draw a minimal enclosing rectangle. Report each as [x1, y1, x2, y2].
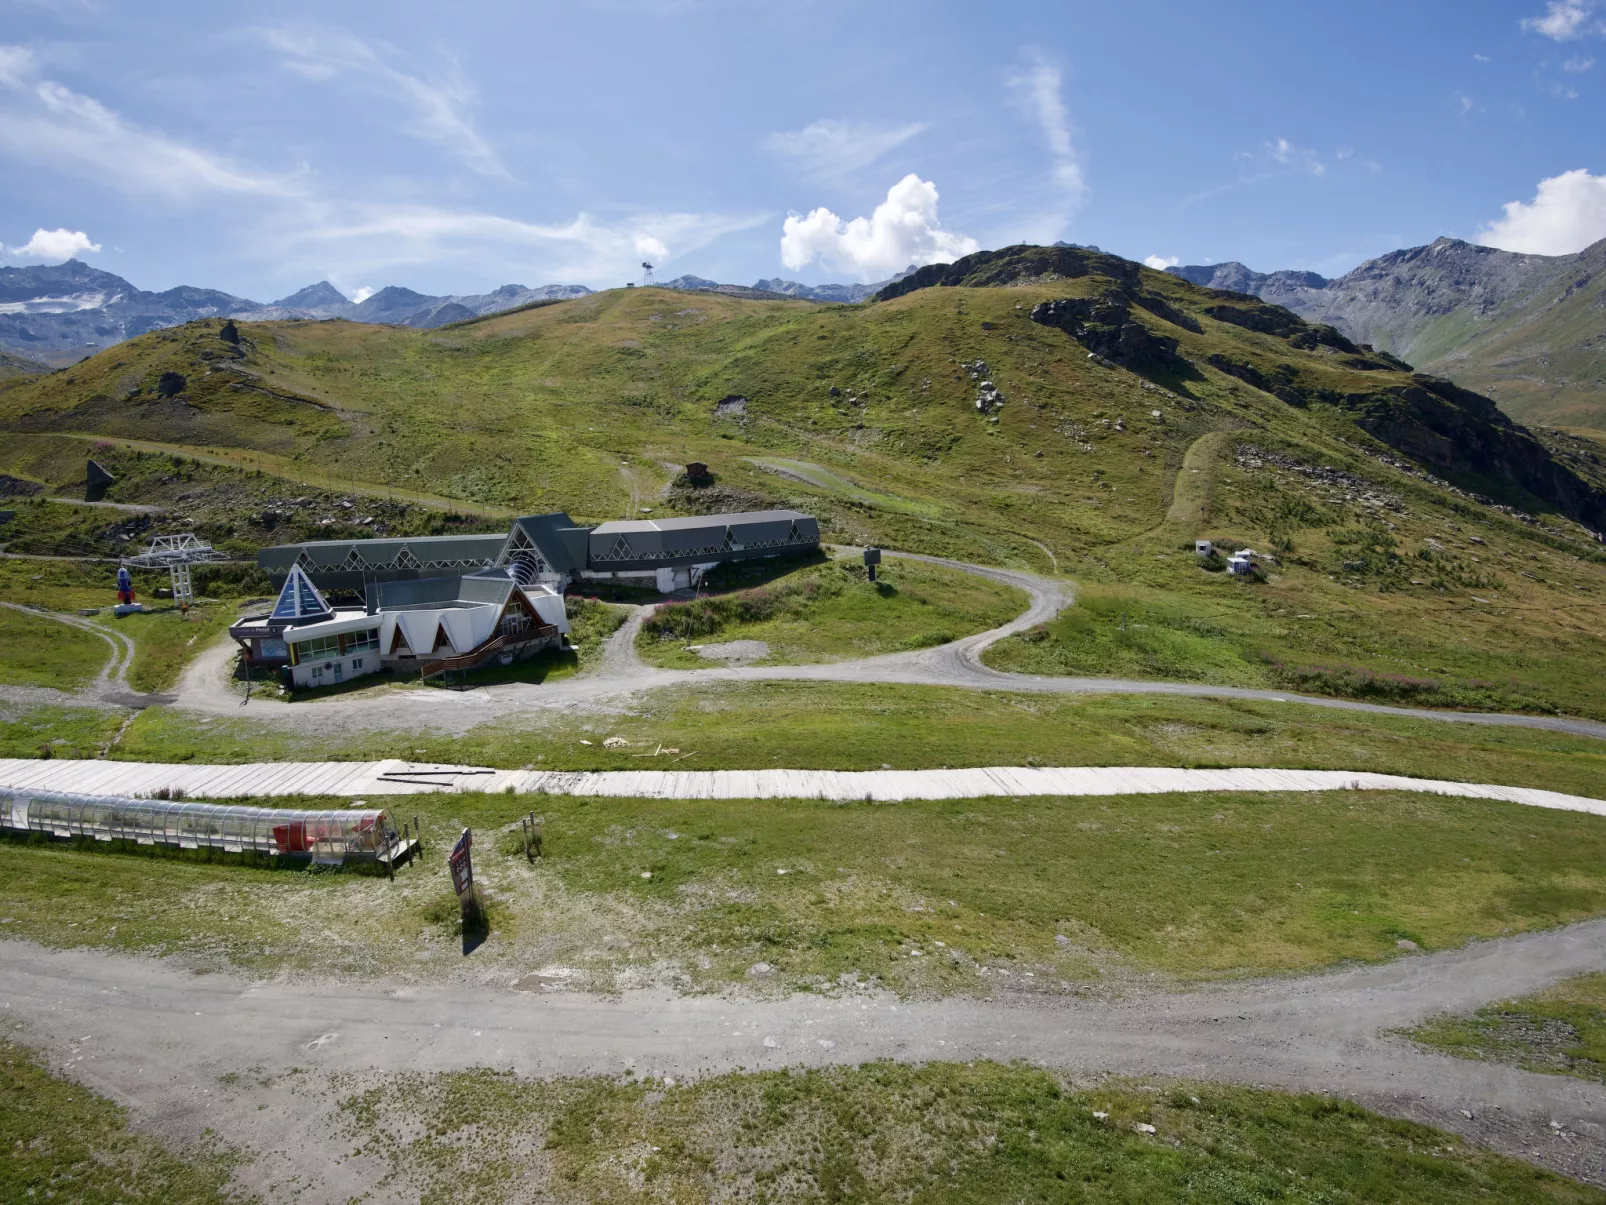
[0, 605, 107, 690]
[108, 681, 1606, 797]
[4, 275, 1604, 721]
[1407, 972, 1606, 1085]
[0, 704, 124, 758]
[7, 784, 1606, 990]
[0, 558, 258, 694]
[638, 554, 1024, 667]
[0, 1036, 239, 1204]
[339, 1063, 1603, 1204]
[983, 576, 1582, 714]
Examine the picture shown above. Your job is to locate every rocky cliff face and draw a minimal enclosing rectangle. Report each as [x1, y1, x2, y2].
[1167, 237, 1606, 430]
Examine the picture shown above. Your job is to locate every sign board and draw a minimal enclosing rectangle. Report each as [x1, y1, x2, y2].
[448, 828, 473, 899]
[862, 547, 882, 566]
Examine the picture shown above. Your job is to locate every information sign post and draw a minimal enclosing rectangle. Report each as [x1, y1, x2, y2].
[448, 828, 477, 925]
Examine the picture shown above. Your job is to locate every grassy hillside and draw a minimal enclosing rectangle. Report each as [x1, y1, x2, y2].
[3, 248, 1606, 715]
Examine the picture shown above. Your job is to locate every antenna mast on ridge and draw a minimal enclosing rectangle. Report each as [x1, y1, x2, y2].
[641, 262, 654, 287]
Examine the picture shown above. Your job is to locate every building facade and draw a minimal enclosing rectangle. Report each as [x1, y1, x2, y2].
[236, 508, 818, 688]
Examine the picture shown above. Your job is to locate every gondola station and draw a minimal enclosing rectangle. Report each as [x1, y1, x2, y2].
[228, 508, 819, 688]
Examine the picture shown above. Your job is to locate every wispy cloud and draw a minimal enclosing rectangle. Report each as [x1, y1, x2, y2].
[1005, 51, 1087, 207]
[254, 25, 510, 179]
[1564, 54, 1596, 69]
[0, 44, 300, 199]
[283, 202, 771, 285]
[1143, 254, 1178, 270]
[1522, 0, 1603, 39]
[763, 118, 927, 185]
[1246, 137, 1325, 177]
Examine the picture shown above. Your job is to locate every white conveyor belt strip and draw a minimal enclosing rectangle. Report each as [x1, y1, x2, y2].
[0, 759, 1601, 818]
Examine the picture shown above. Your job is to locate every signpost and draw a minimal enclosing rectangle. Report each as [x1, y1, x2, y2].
[863, 547, 882, 582]
[448, 827, 477, 924]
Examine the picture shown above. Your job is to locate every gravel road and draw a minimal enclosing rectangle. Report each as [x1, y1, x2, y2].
[5, 922, 1606, 1200]
[157, 555, 1606, 743]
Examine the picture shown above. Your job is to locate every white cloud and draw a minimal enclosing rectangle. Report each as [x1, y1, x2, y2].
[1477, 168, 1606, 254]
[1143, 255, 1179, 270]
[3, 227, 100, 259]
[763, 119, 927, 184]
[1262, 137, 1325, 175]
[351, 286, 375, 303]
[1473, 52, 1493, 61]
[1005, 52, 1087, 205]
[1456, 91, 1477, 115]
[1522, 0, 1602, 39]
[0, 45, 299, 199]
[778, 174, 979, 281]
[255, 25, 508, 178]
[1565, 54, 1596, 69]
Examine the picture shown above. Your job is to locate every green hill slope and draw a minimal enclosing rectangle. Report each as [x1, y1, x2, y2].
[4, 245, 1606, 715]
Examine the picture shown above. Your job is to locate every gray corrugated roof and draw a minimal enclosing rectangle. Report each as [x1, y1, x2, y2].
[591, 509, 808, 535]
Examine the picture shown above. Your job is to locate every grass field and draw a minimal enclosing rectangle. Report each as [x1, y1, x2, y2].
[107, 681, 1606, 798]
[5, 784, 1606, 991]
[0, 704, 124, 759]
[638, 554, 1024, 667]
[0, 605, 107, 691]
[340, 1063, 1603, 1205]
[0, 559, 256, 694]
[3, 272, 1604, 721]
[0, 1037, 237, 1204]
[1408, 972, 1606, 1085]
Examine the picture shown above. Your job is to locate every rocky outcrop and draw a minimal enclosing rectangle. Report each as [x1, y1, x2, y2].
[1346, 374, 1606, 531]
[875, 244, 1141, 301]
[1030, 293, 1187, 374]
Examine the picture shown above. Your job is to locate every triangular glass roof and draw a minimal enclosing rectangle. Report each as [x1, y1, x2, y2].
[270, 564, 333, 623]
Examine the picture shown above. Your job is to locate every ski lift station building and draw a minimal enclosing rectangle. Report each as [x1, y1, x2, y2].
[230, 509, 818, 688]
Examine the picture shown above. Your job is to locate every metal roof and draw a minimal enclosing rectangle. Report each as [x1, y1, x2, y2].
[591, 509, 808, 534]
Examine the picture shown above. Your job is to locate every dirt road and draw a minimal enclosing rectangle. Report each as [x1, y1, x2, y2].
[159, 555, 1606, 743]
[5, 922, 1606, 1200]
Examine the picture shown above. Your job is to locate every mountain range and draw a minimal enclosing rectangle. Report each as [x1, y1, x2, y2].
[0, 261, 911, 366]
[1167, 236, 1606, 432]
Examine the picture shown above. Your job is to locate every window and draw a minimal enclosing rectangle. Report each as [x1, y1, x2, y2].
[344, 628, 379, 654]
[295, 634, 342, 663]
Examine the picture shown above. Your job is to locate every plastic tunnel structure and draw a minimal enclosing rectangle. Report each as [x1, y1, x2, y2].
[1, 789, 404, 865]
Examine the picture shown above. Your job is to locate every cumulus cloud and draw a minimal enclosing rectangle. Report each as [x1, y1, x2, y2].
[1143, 255, 1179, 270]
[763, 118, 926, 184]
[778, 174, 978, 281]
[1522, 0, 1602, 39]
[1005, 52, 1087, 205]
[0, 44, 299, 199]
[3, 227, 100, 259]
[350, 286, 375, 303]
[1477, 168, 1606, 254]
[254, 25, 509, 179]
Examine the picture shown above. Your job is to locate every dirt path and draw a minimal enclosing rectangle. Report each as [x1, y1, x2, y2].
[5, 923, 1606, 1199]
[0, 600, 152, 710]
[165, 555, 1606, 743]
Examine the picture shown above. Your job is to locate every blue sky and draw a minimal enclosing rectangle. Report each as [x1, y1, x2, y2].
[1, 0, 1603, 300]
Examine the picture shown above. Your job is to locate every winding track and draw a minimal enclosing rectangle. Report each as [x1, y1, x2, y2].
[0, 600, 150, 710]
[4, 923, 1606, 1197]
[153, 553, 1606, 742]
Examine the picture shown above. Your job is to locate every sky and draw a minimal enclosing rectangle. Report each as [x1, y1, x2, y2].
[1, 0, 1604, 301]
